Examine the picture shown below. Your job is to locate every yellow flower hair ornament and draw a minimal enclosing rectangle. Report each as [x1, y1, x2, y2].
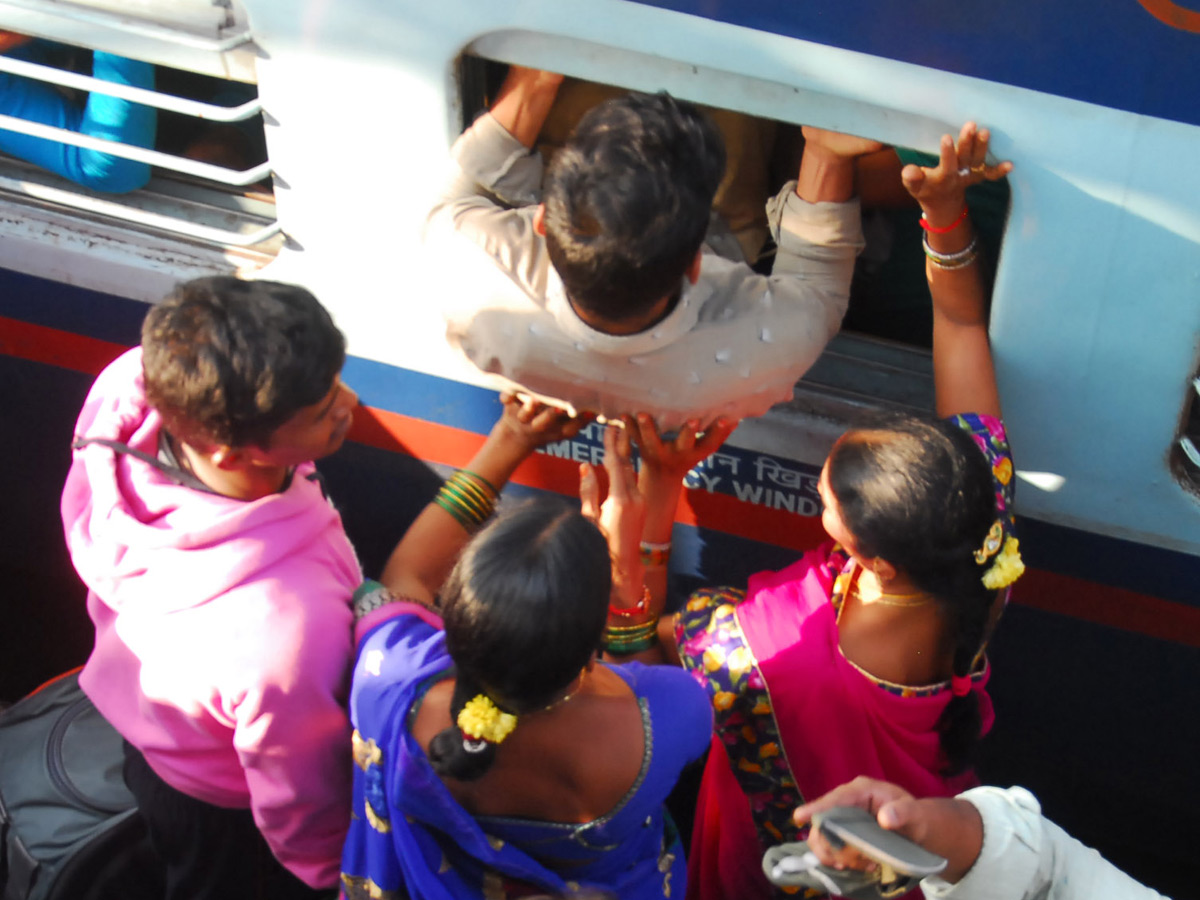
[974, 519, 1025, 590]
[457, 695, 517, 752]
[981, 536, 1025, 590]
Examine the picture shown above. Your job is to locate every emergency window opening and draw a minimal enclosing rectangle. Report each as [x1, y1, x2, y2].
[0, 34, 278, 253]
[458, 55, 1010, 413]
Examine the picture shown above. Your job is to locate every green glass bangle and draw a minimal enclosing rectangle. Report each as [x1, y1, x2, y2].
[445, 478, 492, 510]
[440, 483, 490, 520]
[604, 620, 658, 637]
[434, 493, 476, 530]
[601, 633, 659, 655]
[434, 467, 500, 532]
[459, 469, 499, 497]
[605, 618, 659, 633]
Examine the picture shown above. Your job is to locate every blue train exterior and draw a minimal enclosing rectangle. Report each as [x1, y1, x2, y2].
[1, 0, 1197, 892]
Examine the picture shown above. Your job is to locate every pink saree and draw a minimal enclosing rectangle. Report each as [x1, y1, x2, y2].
[682, 542, 994, 900]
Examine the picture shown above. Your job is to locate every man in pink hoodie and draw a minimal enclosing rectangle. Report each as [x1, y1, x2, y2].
[61, 277, 362, 899]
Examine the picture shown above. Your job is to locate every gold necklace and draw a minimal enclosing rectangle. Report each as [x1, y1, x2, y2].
[542, 670, 587, 712]
[854, 581, 933, 608]
[869, 592, 933, 608]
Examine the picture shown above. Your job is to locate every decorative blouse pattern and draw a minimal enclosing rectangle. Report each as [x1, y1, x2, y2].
[676, 586, 804, 849]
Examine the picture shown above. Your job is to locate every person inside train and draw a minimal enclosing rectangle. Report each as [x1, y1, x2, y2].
[789, 776, 1168, 900]
[531, 74, 787, 266]
[581, 122, 1021, 900]
[336, 404, 729, 899]
[0, 30, 155, 192]
[429, 64, 876, 432]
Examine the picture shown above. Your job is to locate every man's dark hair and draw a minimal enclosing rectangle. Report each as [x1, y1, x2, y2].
[141, 276, 346, 449]
[542, 92, 725, 323]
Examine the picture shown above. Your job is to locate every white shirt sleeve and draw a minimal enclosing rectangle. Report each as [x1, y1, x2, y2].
[426, 112, 553, 307]
[763, 181, 863, 341]
[921, 786, 1169, 900]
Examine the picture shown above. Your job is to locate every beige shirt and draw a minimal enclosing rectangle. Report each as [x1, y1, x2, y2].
[924, 787, 1168, 900]
[429, 112, 865, 430]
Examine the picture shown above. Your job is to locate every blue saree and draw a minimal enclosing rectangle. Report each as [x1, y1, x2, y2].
[340, 604, 711, 900]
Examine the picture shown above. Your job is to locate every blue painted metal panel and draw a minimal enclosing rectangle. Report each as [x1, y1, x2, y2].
[628, 0, 1200, 126]
[0, 269, 146, 346]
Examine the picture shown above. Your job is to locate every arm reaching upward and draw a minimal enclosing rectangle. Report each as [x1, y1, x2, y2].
[901, 123, 1012, 419]
[488, 66, 564, 148]
[380, 394, 585, 603]
[796, 126, 885, 203]
[579, 417, 735, 663]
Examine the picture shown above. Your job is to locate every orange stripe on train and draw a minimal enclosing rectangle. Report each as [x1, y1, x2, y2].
[0, 316, 126, 376]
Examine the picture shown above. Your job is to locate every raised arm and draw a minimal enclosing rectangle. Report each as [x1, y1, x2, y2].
[425, 67, 562, 290]
[631, 415, 737, 619]
[488, 66, 564, 149]
[629, 416, 737, 661]
[580, 424, 647, 615]
[379, 395, 584, 604]
[578, 417, 735, 663]
[901, 123, 1012, 419]
[795, 127, 885, 203]
[751, 127, 875, 387]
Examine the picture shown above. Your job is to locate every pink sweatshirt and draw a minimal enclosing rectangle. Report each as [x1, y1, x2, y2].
[61, 348, 363, 888]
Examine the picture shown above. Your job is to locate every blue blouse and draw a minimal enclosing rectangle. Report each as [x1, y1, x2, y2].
[341, 609, 712, 900]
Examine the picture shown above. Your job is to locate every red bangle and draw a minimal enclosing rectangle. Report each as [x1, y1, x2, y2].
[609, 585, 650, 618]
[919, 206, 969, 234]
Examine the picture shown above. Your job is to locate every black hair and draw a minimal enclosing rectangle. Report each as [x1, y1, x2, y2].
[827, 412, 999, 774]
[542, 91, 725, 324]
[141, 276, 346, 449]
[427, 498, 612, 781]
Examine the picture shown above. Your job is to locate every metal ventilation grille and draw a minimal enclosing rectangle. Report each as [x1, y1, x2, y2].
[0, 15, 278, 249]
[0, 0, 250, 52]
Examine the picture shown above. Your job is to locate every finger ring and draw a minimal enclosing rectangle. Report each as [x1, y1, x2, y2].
[957, 167, 970, 177]
[971, 164, 986, 174]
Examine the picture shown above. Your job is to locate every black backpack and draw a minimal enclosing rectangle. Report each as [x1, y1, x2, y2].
[0, 670, 161, 900]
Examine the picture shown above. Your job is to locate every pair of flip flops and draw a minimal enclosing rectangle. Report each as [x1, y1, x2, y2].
[763, 806, 947, 899]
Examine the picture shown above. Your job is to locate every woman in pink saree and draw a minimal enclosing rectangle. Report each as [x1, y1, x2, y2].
[593, 122, 1022, 900]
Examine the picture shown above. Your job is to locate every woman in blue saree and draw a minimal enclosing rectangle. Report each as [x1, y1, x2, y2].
[340, 397, 723, 900]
